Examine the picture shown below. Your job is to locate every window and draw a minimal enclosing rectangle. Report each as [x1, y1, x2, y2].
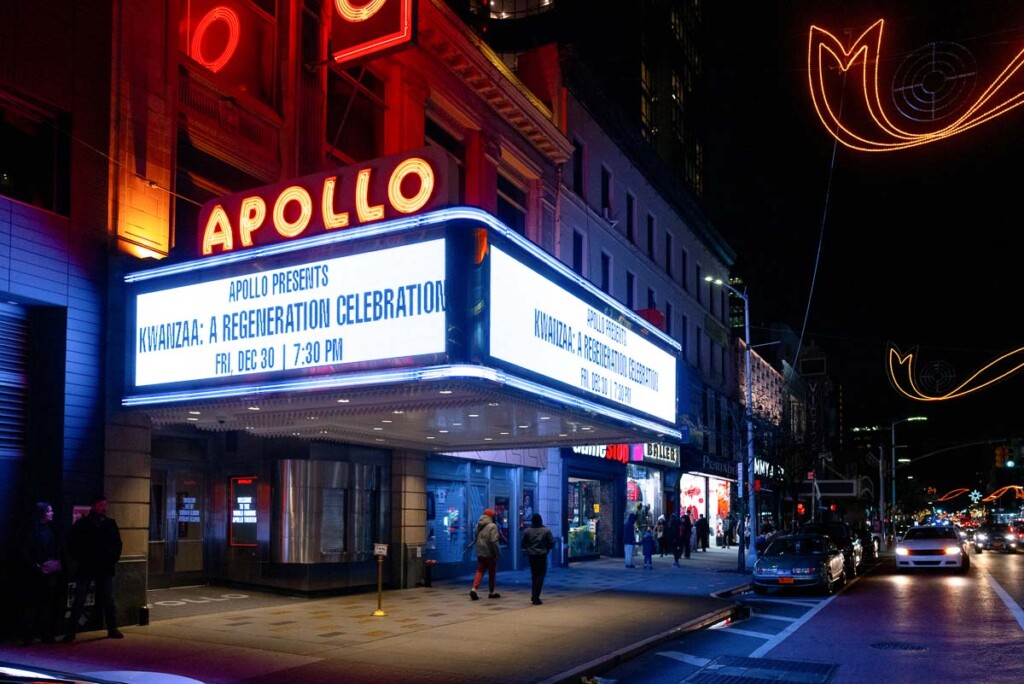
[681, 314, 689, 360]
[647, 287, 656, 310]
[626, 271, 636, 309]
[722, 291, 729, 325]
[664, 302, 672, 336]
[600, 252, 611, 294]
[426, 117, 465, 198]
[327, 65, 385, 162]
[626, 193, 636, 243]
[681, 248, 689, 291]
[695, 264, 703, 305]
[646, 214, 655, 260]
[0, 98, 69, 214]
[497, 172, 527, 236]
[180, 0, 278, 107]
[572, 137, 585, 197]
[665, 233, 673, 277]
[696, 327, 703, 368]
[572, 230, 584, 275]
[600, 166, 612, 216]
[709, 340, 716, 377]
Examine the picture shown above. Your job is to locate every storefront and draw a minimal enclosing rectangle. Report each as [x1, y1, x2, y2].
[679, 452, 738, 547]
[626, 442, 679, 524]
[562, 446, 627, 561]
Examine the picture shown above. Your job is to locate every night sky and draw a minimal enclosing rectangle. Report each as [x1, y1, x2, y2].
[702, 1, 1024, 496]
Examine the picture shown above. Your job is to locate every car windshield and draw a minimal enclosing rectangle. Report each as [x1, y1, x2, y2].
[764, 537, 828, 556]
[903, 527, 958, 540]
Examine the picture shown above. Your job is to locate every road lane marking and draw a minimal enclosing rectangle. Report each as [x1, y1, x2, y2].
[754, 613, 799, 622]
[726, 627, 777, 639]
[747, 597, 821, 607]
[749, 593, 837, 658]
[657, 651, 710, 667]
[981, 566, 1024, 632]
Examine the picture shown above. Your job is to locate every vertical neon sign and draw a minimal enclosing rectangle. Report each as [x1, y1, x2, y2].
[331, 0, 415, 66]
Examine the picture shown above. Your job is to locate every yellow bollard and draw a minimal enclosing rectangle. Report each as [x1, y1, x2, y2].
[372, 549, 387, 616]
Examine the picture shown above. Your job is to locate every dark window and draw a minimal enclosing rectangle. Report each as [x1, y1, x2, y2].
[626, 271, 635, 308]
[326, 65, 385, 163]
[426, 117, 465, 199]
[646, 214, 655, 259]
[626, 193, 635, 243]
[647, 287, 656, 309]
[681, 248, 689, 290]
[600, 252, 611, 293]
[664, 301, 672, 336]
[696, 327, 703, 367]
[572, 230, 584, 275]
[681, 314, 689, 359]
[695, 264, 703, 305]
[600, 167, 611, 215]
[572, 137, 584, 197]
[497, 173, 527, 236]
[0, 99, 70, 215]
[665, 233, 673, 277]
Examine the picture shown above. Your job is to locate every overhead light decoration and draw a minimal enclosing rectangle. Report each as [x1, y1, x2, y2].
[888, 344, 1024, 400]
[808, 19, 1024, 151]
[935, 488, 969, 502]
[982, 485, 1024, 502]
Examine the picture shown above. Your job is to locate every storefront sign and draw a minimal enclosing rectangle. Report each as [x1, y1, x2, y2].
[331, 0, 414, 65]
[489, 247, 677, 423]
[640, 442, 680, 467]
[700, 454, 737, 479]
[230, 476, 258, 547]
[132, 239, 446, 386]
[571, 444, 630, 463]
[199, 147, 452, 256]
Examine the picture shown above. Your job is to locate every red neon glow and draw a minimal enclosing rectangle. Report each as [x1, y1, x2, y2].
[982, 486, 1024, 502]
[935, 488, 969, 502]
[888, 344, 1024, 401]
[808, 19, 1024, 151]
[335, 0, 388, 22]
[331, 0, 413, 65]
[191, 6, 241, 74]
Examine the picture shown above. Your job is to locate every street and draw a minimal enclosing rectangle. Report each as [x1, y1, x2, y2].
[597, 552, 1024, 683]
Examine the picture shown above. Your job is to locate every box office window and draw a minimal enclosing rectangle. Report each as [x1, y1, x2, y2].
[180, 0, 279, 108]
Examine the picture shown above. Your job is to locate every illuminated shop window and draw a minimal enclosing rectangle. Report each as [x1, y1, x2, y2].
[497, 172, 527, 236]
[472, 0, 556, 20]
[326, 65, 385, 163]
[180, 0, 278, 107]
[0, 97, 70, 215]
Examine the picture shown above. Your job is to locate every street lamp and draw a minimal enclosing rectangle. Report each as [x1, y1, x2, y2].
[705, 275, 756, 571]
[889, 415, 927, 547]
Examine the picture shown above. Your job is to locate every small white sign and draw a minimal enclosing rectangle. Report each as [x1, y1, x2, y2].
[373, 543, 388, 557]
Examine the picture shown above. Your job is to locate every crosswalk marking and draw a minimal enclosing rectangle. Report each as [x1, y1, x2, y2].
[724, 627, 776, 639]
[656, 650, 711, 667]
[752, 613, 799, 622]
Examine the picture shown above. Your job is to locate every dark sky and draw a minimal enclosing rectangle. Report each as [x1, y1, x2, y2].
[702, 1, 1024, 495]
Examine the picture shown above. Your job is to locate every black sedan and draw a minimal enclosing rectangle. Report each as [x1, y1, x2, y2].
[801, 521, 864, 577]
[973, 523, 1019, 553]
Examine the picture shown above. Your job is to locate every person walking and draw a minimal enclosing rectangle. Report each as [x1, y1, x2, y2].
[640, 526, 656, 569]
[696, 514, 710, 552]
[654, 515, 666, 556]
[623, 511, 638, 568]
[724, 514, 735, 549]
[681, 512, 693, 559]
[63, 495, 123, 641]
[17, 502, 62, 645]
[521, 513, 554, 604]
[667, 513, 682, 567]
[469, 508, 501, 600]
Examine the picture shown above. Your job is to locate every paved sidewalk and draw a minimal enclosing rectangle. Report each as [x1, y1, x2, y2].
[0, 546, 751, 684]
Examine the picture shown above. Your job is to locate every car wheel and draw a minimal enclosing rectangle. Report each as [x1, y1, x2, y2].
[752, 584, 767, 595]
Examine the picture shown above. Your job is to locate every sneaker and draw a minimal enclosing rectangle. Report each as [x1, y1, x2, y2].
[107, 629, 125, 639]
[531, 598, 543, 605]
[470, 590, 479, 601]
[488, 592, 501, 599]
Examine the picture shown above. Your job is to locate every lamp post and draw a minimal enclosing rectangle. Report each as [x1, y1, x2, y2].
[705, 275, 756, 571]
[889, 416, 927, 548]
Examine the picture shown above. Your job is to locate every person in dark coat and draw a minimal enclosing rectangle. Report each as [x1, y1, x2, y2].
[623, 512, 638, 568]
[521, 513, 554, 605]
[680, 513, 694, 559]
[63, 495, 123, 641]
[724, 514, 735, 549]
[666, 513, 682, 567]
[17, 502, 62, 645]
[696, 514, 711, 552]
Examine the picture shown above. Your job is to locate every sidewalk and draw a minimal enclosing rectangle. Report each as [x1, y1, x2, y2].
[0, 546, 751, 684]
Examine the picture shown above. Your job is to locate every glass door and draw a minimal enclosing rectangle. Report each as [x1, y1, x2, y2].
[149, 466, 206, 588]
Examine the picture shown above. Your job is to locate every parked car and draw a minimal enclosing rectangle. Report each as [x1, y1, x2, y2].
[853, 523, 880, 561]
[894, 525, 970, 573]
[974, 523, 1019, 553]
[801, 521, 864, 577]
[752, 533, 847, 595]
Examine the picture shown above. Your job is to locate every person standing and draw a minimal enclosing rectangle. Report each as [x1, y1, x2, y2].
[667, 513, 682, 567]
[724, 514, 735, 549]
[681, 512, 694, 559]
[696, 514, 710, 552]
[521, 513, 554, 605]
[623, 511, 638, 568]
[640, 526, 656, 569]
[63, 495, 123, 641]
[17, 502, 62, 645]
[469, 508, 501, 600]
[654, 515, 666, 557]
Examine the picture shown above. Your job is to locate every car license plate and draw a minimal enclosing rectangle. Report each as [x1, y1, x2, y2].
[778, 577, 794, 584]
[993, 542, 1003, 549]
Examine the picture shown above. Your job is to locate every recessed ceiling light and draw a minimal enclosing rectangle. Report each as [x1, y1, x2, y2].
[382, 419, 393, 423]
[517, 424, 529, 429]
[187, 417, 199, 422]
[559, 433, 568, 437]
[426, 436, 435, 440]
[337, 398, 350, 403]
[439, 389, 453, 395]
[500, 431, 510, 436]
[452, 422, 462, 426]
[308, 416, 318, 420]
[375, 438, 385, 442]
[188, 410, 201, 415]
[393, 410, 404, 414]
[488, 402, 499, 407]
[439, 429, 449, 434]
[247, 406, 260, 411]
[373, 427, 384, 431]
[581, 426, 592, 431]
[468, 414, 479, 418]
[540, 416, 551, 421]
[484, 437, 493, 441]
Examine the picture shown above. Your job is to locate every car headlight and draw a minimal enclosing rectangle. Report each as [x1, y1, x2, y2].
[895, 547, 909, 555]
[977, 533, 989, 540]
[1006, 534, 1016, 541]
[944, 547, 962, 555]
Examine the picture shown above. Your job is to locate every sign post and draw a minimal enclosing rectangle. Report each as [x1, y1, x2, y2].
[372, 543, 388, 617]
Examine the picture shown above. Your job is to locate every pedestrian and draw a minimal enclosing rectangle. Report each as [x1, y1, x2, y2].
[667, 513, 682, 567]
[654, 515, 666, 556]
[469, 508, 501, 600]
[743, 514, 752, 551]
[696, 514, 710, 552]
[521, 513, 554, 605]
[641, 526, 656, 569]
[681, 512, 693, 559]
[17, 502, 62, 645]
[623, 511, 638, 568]
[724, 514, 735, 549]
[63, 495, 124, 641]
